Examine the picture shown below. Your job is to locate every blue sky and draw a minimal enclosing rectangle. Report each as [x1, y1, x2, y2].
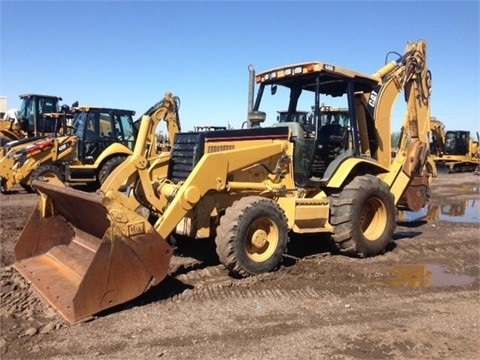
[1, 0, 479, 135]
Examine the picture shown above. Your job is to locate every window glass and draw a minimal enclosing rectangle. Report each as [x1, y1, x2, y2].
[98, 113, 113, 137]
[114, 113, 135, 150]
[38, 99, 58, 114]
[73, 112, 87, 137]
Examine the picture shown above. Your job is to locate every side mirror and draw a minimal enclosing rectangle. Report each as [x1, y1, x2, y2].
[271, 85, 277, 95]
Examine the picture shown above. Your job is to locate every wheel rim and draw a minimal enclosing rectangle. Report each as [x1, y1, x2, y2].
[360, 196, 388, 241]
[245, 217, 279, 262]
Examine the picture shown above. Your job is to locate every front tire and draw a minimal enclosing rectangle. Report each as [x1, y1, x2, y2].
[98, 156, 127, 185]
[29, 164, 65, 193]
[215, 196, 289, 277]
[330, 174, 395, 257]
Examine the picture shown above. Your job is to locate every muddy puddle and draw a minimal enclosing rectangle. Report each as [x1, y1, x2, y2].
[397, 199, 479, 223]
[375, 264, 476, 289]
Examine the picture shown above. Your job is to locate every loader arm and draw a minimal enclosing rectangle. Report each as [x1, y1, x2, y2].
[103, 138, 287, 239]
[152, 142, 287, 239]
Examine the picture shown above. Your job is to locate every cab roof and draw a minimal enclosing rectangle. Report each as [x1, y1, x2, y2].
[72, 106, 135, 115]
[256, 61, 380, 96]
[277, 110, 309, 114]
[19, 94, 63, 100]
[42, 112, 74, 118]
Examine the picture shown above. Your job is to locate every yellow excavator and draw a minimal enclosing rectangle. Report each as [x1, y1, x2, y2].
[13, 39, 432, 324]
[429, 117, 479, 173]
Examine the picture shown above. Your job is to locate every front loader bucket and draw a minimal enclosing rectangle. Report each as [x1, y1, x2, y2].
[13, 181, 173, 324]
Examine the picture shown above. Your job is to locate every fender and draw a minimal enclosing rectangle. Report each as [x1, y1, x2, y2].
[92, 142, 132, 167]
[325, 156, 389, 189]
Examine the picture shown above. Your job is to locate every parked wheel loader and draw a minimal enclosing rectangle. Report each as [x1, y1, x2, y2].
[0, 106, 139, 193]
[13, 39, 432, 324]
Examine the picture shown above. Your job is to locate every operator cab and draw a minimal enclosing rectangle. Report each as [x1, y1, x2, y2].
[71, 107, 137, 164]
[18, 94, 63, 136]
[444, 130, 470, 156]
[252, 62, 382, 186]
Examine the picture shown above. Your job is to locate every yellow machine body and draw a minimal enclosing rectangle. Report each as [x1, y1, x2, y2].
[13, 41, 433, 323]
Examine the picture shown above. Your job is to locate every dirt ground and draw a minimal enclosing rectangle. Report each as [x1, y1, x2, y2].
[1, 170, 479, 360]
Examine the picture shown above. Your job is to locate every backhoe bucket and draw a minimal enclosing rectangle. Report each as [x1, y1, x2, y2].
[13, 181, 173, 324]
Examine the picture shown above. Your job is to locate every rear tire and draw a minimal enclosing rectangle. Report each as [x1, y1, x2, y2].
[330, 174, 395, 257]
[29, 164, 65, 193]
[98, 156, 127, 185]
[215, 196, 289, 277]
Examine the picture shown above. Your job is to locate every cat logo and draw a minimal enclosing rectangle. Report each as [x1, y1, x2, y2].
[368, 91, 378, 107]
[128, 221, 146, 236]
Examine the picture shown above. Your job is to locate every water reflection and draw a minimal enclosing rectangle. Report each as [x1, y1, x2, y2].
[374, 264, 475, 289]
[397, 200, 479, 223]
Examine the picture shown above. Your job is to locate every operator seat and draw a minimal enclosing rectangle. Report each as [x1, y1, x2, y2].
[317, 124, 344, 147]
[311, 124, 346, 178]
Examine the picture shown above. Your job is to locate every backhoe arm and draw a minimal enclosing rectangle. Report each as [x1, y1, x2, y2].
[148, 98, 181, 150]
[369, 40, 432, 210]
[101, 92, 180, 198]
[376, 41, 431, 211]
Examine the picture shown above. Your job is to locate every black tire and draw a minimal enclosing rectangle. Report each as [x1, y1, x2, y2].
[215, 196, 289, 277]
[29, 164, 65, 193]
[20, 183, 35, 193]
[98, 156, 127, 185]
[0, 135, 13, 147]
[330, 174, 395, 257]
[0, 177, 7, 194]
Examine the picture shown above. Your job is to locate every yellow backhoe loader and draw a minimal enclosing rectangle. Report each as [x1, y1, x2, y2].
[13, 39, 432, 324]
[0, 110, 73, 159]
[1, 97, 181, 194]
[0, 106, 138, 193]
[0, 94, 66, 145]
